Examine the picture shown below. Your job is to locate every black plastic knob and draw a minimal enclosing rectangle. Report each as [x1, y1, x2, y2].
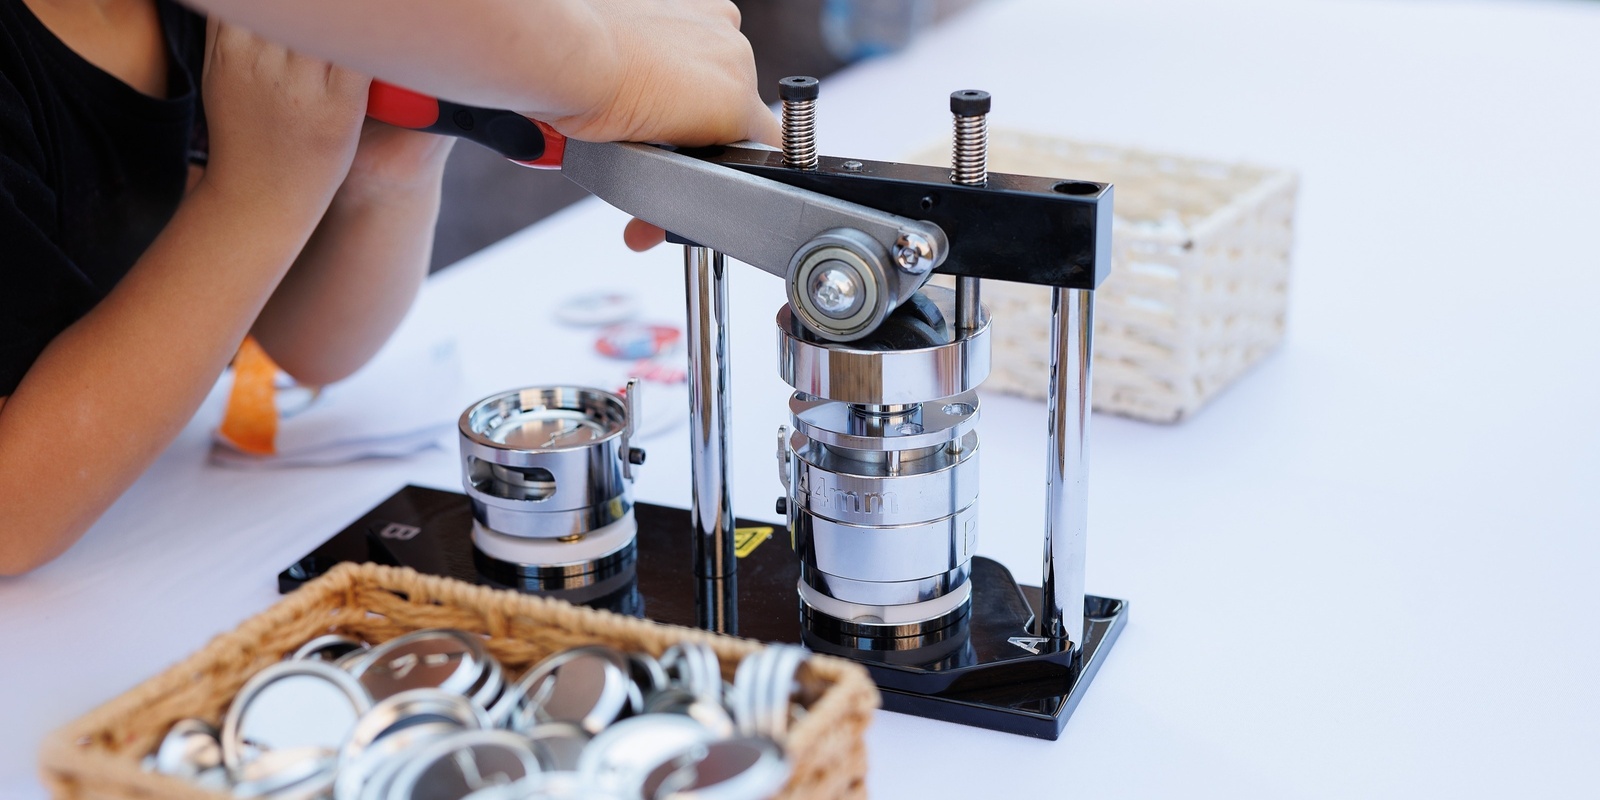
[950, 89, 991, 116]
[775, 497, 789, 515]
[779, 76, 820, 101]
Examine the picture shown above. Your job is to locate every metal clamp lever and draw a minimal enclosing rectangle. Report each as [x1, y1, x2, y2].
[366, 81, 949, 341]
[561, 140, 948, 292]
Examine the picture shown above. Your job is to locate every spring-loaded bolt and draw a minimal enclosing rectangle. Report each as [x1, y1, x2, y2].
[894, 232, 934, 274]
[950, 89, 991, 186]
[951, 90, 990, 332]
[779, 76, 820, 170]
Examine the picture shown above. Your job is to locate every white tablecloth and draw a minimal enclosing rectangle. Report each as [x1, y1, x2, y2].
[4, 0, 1598, 796]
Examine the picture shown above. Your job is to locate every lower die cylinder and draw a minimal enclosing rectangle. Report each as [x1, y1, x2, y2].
[784, 394, 980, 641]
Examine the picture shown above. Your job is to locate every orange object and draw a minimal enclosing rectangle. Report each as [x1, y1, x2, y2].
[219, 337, 279, 456]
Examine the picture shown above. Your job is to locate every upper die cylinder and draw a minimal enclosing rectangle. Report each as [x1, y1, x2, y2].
[777, 286, 989, 405]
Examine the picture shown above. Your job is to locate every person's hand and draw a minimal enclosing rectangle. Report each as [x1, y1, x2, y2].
[565, 0, 779, 253]
[198, 20, 370, 204]
[541, 0, 780, 149]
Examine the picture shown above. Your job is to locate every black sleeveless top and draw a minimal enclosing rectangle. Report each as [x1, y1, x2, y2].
[0, 0, 207, 394]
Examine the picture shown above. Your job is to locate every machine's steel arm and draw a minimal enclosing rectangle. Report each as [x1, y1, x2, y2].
[561, 140, 949, 288]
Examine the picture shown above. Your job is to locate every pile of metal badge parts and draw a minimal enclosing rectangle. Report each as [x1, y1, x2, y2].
[143, 629, 807, 799]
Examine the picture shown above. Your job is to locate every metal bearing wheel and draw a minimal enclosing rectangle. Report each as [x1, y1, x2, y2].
[785, 228, 892, 342]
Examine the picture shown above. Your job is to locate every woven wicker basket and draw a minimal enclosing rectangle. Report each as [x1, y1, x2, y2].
[919, 131, 1299, 423]
[38, 563, 878, 799]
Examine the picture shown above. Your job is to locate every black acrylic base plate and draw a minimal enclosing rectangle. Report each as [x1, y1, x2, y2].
[280, 485, 1126, 739]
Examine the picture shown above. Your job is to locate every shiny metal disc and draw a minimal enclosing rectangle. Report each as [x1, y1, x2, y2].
[351, 629, 490, 701]
[383, 730, 541, 800]
[221, 660, 372, 774]
[503, 647, 634, 736]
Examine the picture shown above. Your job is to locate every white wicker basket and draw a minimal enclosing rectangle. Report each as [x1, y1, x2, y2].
[919, 131, 1299, 423]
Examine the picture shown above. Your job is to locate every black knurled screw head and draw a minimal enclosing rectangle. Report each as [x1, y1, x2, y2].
[950, 89, 991, 117]
[779, 76, 820, 101]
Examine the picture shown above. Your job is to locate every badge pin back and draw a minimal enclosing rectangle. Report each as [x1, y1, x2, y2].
[595, 324, 681, 361]
[555, 292, 639, 327]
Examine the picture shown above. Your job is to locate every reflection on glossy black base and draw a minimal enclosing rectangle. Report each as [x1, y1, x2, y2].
[280, 486, 1125, 739]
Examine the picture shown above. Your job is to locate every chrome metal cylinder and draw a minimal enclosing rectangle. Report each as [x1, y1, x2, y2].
[1039, 288, 1093, 650]
[777, 286, 988, 641]
[460, 386, 637, 538]
[460, 386, 643, 585]
[686, 246, 736, 585]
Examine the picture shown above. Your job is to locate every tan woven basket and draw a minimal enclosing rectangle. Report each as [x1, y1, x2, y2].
[919, 131, 1299, 423]
[38, 563, 878, 799]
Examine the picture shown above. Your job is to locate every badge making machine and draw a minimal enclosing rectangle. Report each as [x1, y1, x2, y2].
[283, 77, 1128, 740]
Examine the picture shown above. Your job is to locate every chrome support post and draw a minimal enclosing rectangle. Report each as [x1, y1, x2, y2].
[1039, 287, 1093, 650]
[685, 246, 736, 587]
[955, 277, 982, 332]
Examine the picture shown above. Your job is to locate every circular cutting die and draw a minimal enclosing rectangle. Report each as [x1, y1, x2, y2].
[778, 286, 990, 405]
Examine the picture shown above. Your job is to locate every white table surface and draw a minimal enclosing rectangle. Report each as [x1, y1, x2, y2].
[5, 0, 1599, 796]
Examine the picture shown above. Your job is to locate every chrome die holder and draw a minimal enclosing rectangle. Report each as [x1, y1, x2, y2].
[459, 384, 646, 597]
[777, 286, 986, 645]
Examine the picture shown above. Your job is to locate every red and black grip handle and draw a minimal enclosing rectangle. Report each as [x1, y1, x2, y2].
[366, 81, 566, 168]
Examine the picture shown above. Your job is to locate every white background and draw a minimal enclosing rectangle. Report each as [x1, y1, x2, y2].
[4, 0, 1599, 797]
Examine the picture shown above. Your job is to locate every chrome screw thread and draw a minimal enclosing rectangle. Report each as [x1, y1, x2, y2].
[779, 76, 820, 169]
[950, 90, 991, 331]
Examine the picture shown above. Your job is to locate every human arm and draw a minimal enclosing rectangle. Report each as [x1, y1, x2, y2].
[179, 0, 780, 147]
[248, 122, 455, 386]
[0, 25, 367, 575]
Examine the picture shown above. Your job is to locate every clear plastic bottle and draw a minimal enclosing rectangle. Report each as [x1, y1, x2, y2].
[820, 0, 934, 62]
